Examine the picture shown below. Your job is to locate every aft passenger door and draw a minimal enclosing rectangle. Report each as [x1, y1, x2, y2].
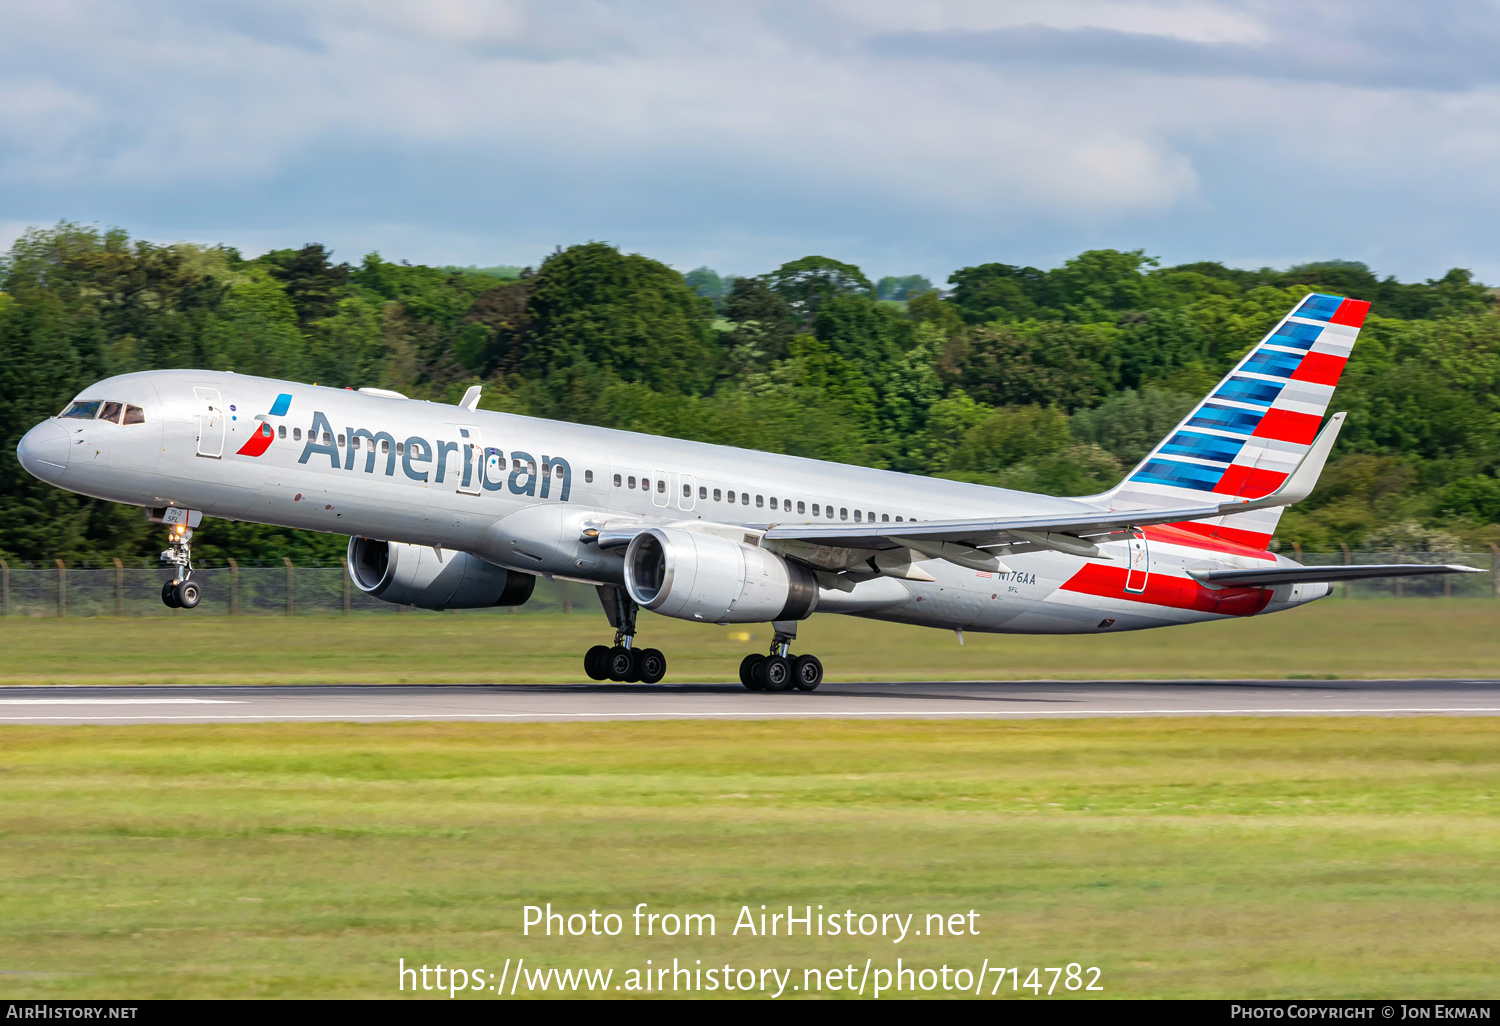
[1125, 530, 1149, 594]
[193, 387, 225, 458]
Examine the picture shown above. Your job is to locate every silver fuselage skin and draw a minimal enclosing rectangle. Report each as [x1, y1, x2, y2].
[15, 369, 1322, 633]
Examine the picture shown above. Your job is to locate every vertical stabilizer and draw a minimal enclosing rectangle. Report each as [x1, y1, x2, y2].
[1098, 293, 1369, 551]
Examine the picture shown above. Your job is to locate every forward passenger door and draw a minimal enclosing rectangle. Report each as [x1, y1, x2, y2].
[193, 387, 225, 459]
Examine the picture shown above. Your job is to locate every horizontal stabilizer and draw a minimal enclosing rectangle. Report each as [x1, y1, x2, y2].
[1189, 563, 1484, 588]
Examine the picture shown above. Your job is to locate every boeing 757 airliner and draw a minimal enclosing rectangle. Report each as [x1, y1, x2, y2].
[15, 292, 1479, 690]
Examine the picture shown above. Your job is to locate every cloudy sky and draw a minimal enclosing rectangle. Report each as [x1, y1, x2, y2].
[3, 0, 1499, 283]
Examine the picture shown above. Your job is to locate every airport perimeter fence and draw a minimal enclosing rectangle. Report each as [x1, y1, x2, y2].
[0, 557, 602, 619]
[0, 550, 1497, 619]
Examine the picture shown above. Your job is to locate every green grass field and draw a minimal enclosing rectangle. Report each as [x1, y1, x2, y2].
[0, 599, 1496, 685]
[0, 718, 1497, 999]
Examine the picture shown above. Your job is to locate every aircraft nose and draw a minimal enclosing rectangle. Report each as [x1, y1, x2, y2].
[16, 420, 70, 482]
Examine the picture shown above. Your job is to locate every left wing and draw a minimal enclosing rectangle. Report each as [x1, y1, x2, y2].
[762, 412, 1348, 558]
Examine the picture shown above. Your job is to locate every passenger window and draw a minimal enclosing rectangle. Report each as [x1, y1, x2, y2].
[628, 476, 636, 489]
[683, 483, 691, 498]
[585, 470, 594, 483]
[826, 505, 833, 518]
[61, 400, 101, 419]
[338, 434, 346, 446]
[613, 474, 621, 486]
[797, 501, 805, 514]
[293, 428, 302, 441]
[770, 497, 778, 510]
[396, 441, 405, 455]
[741, 493, 749, 505]
[323, 432, 332, 445]
[278, 425, 287, 439]
[854, 510, 862, 522]
[101, 402, 123, 423]
[882, 514, 889, 522]
[699, 486, 707, 499]
[713, 488, 722, 501]
[352, 436, 361, 450]
[756, 495, 764, 508]
[727, 491, 736, 504]
[123, 404, 145, 425]
[895, 516, 903, 522]
[867, 512, 874, 522]
[840, 508, 848, 520]
[657, 480, 665, 493]
[382, 439, 390, 453]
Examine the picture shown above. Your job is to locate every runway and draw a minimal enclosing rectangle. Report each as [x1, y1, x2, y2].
[1, 679, 1499, 724]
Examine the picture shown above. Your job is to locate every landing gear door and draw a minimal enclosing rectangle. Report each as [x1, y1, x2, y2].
[193, 387, 225, 458]
[1125, 530, 1149, 594]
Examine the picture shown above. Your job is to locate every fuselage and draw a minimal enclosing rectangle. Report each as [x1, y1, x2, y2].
[16, 369, 1326, 634]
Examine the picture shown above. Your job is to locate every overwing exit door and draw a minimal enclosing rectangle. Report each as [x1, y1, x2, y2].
[1125, 530, 1149, 594]
[193, 387, 225, 458]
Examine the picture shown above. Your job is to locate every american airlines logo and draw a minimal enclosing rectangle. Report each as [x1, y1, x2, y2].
[234, 392, 293, 457]
[291, 409, 573, 501]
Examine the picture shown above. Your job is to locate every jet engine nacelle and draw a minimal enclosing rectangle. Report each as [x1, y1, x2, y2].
[623, 527, 818, 624]
[347, 537, 535, 610]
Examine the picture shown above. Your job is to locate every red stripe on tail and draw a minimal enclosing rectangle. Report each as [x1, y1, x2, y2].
[1329, 298, 1371, 328]
[1290, 351, 1348, 387]
[1214, 464, 1288, 499]
[1252, 408, 1321, 445]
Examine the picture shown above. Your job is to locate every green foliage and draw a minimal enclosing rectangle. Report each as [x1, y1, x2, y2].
[683, 266, 735, 305]
[3, 223, 1499, 562]
[875, 274, 933, 300]
[763, 255, 873, 327]
[718, 276, 797, 374]
[939, 321, 1115, 412]
[521, 242, 718, 394]
[441, 264, 523, 280]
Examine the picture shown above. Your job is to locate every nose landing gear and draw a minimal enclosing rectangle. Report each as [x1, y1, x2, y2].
[584, 586, 667, 684]
[739, 621, 822, 692]
[157, 515, 201, 609]
[160, 578, 201, 609]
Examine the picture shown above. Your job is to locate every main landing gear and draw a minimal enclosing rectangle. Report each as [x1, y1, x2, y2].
[584, 587, 667, 684]
[739, 621, 823, 692]
[159, 520, 201, 609]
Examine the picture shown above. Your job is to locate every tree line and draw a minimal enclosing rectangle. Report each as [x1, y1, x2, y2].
[2, 223, 1497, 565]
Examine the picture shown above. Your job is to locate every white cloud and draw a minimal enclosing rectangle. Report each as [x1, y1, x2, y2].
[2, 1, 1500, 280]
[822, 0, 1269, 44]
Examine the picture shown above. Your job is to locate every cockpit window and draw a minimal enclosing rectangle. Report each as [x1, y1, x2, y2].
[123, 404, 145, 424]
[100, 402, 123, 424]
[61, 400, 102, 420]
